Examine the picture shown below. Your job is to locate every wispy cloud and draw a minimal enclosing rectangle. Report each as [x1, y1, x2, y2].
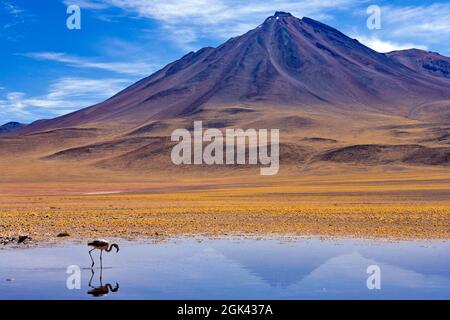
[65, 0, 361, 49]
[1, 1, 26, 40]
[2, 1, 24, 16]
[350, 2, 450, 54]
[382, 3, 450, 41]
[81, 1, 450, 53]
[20, 52, 157, 77]
[102, 0, 356, 23]
[161, 25, 200, 51]
[63, 0, 108, 10]
[0, 77, 131, 122]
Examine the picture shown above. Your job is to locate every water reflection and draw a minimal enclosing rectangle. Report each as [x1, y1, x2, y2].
[0, 237, 448, 299]
[87, 268, 119, 298]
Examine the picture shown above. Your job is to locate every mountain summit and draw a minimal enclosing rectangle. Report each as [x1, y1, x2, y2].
[2, 12, 450, 179]
[265, 11, 293, 20]
[16, 12, 450, 134]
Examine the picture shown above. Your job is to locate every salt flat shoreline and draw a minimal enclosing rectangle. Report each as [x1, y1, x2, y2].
[1, 233, 449, 251]
[1, 199, 448, 246]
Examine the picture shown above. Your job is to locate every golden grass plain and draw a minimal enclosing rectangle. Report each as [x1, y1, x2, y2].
[1, 166, 449, 243]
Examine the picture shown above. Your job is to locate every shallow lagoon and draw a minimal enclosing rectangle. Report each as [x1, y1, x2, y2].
[0, 237, 449, 299]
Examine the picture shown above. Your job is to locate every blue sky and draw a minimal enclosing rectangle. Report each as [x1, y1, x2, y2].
[1, 0, 449, 123]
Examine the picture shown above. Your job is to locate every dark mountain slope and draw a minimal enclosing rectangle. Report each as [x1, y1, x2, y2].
[387, 49, 450, 79]
[0, 122, 27, 134]
[16, 12, 450, 135]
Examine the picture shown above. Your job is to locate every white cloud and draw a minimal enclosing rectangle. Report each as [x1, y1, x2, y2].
[102, 0, 355, 24]
[381, 3, 450, 43]
[58, 1, 450, 54]
[62, 0, 108, 10]
[357, 36, 428, 53]
[351, 3, 450, 54]
[0, 92, 29, 116]
[72, 0, 360, 48]
[20, 52, 157, 77]
[45, 77, 129, 102]
[161, 25, 200, 51]
[0, 77, 131, 122]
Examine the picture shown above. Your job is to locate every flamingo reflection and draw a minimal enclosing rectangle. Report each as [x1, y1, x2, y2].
[87, 267, 119, 297]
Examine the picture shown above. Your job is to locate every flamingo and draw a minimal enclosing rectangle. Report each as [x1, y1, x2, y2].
[88, 239, 119, 268]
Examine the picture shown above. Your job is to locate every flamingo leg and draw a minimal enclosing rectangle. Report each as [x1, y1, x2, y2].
[88, 269, 95, 288]
[89, 248, 95, 268]
[100, 261, 103, 286]
[100, 250, 103, 269]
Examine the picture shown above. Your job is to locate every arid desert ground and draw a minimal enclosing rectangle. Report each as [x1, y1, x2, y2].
[1, 164, 449, 243]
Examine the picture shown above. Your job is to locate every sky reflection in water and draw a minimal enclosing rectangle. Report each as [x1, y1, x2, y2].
[0, 237, 449, 300]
